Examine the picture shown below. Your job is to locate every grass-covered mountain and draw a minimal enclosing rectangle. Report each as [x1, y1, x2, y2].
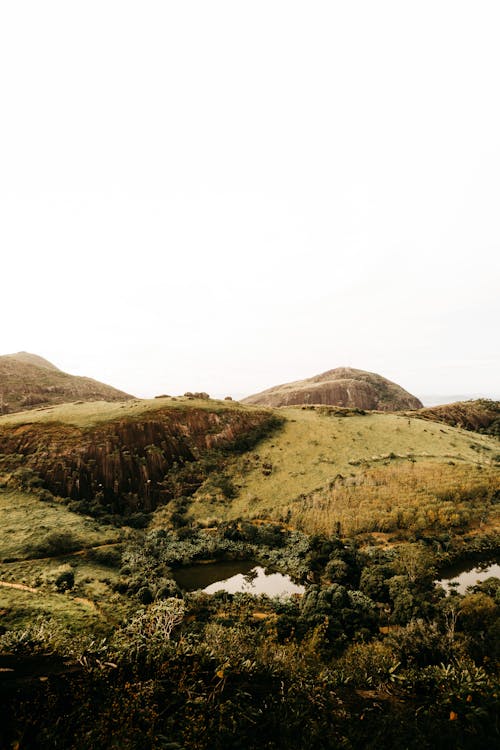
[0, 352, 133, 414]
[242, 367, 423, 411]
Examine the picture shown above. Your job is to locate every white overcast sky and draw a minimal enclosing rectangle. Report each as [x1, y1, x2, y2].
[1, 1, 499, 402]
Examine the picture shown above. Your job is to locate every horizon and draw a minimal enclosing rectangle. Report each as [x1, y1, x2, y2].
[2, 349, 499, 407]
[1, 2, 498, 403]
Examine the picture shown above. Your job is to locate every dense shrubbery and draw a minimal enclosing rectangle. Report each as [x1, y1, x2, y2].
[1, 527, 499, 749]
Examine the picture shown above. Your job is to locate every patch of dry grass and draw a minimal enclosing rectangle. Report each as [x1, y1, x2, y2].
[281, 462, 499, 536]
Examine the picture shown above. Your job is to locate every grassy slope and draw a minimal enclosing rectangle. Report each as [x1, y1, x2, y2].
[189, 407, 500, 531]
[0, 487, 126, 629]
[0, 397, 270, 629]
[0, 395, 257, 428]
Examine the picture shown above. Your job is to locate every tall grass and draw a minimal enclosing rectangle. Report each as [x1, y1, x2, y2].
[281, 463, 499, 536]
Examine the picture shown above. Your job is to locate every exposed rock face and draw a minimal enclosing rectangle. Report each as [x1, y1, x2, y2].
[0, 352, 133, 414]
[242, 367, 423, 411]
[0, 407, 277, 511]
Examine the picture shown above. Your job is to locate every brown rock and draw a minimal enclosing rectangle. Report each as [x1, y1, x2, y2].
[242, 367, 423, 411]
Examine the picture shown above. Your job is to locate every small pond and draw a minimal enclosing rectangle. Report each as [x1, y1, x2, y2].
[437, 558, 500, 595]
[173, 560, 305, 597]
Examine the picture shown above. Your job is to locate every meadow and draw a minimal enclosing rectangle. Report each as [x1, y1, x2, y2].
[189, 406, 500, 536]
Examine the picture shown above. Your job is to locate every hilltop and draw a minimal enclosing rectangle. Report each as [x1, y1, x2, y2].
[242, 367, 423, 411]
[0, 352, 133, 414]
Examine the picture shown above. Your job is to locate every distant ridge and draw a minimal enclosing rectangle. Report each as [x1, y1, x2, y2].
[0, 352, 134, 414]
[242, 367, 423, 411]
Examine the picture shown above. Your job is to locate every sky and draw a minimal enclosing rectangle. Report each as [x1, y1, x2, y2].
[1, 1, 499, 403]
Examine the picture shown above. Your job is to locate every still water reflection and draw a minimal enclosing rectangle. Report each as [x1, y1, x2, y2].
[437, 558, 499, 594]
[173, 561, 304, 596]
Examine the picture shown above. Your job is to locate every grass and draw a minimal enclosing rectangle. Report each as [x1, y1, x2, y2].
[281, 462, 500, 536]
[0, 585, 104, 631]
[189, 407, 500, 533]
[0, 488, 121, 562]
[0, 396, 261, 428]
[0, 487, 131, 630]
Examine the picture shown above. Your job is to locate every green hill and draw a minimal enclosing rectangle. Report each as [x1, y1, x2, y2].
[189, 404, 500, 537]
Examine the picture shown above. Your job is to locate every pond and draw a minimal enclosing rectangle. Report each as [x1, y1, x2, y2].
[437, 558, 500, 595]
[173, 560, 305, 597]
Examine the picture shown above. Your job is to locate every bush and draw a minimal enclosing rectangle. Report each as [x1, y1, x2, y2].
[29, 531, 82, 558]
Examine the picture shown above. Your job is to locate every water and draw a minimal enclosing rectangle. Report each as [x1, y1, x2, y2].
[173, 560, 304, 596]
[437, 558, 500, 594]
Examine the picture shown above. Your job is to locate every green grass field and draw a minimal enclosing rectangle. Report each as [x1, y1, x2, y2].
[0, 395, 255, 428]
[189, 407, 500, 532]
[0, 487, 127, 630]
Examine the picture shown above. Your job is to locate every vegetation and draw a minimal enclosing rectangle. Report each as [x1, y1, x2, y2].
[0, 351, 133, 414]
[189, 407, 500, 536]
[0, 394, 498, 748]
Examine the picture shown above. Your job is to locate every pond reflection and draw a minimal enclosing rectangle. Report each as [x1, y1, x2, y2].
[437, 559, 499, 594]
[173, 561, 304, 596]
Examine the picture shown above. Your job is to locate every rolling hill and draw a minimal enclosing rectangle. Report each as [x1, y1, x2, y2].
[242, 367, 423, 411]
[0, 352, 133, 414]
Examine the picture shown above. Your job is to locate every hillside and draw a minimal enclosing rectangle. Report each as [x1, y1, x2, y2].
[0, 397, 279, 513]
[189, 405, 500, 536]
[242, 367, 423, 411]
[416, 399, 500, 437]
[0, 352, 133, 414]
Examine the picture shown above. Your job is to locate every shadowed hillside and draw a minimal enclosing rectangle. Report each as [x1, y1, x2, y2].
[242, 367, 423, 411]
[0, 398, 279, 512]
[0, 352, 133, 413]
[416, 399, 500, 437]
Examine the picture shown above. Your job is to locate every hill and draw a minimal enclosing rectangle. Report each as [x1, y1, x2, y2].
[416, 399, 500, 437]
[242, 367, 423, 411]
[0, 397, 279, 513]
[0, 352, 133, 414]
[189, 405, 500, 535]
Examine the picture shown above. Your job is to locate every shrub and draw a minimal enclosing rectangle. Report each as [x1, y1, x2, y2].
[29, 531, 82, 558]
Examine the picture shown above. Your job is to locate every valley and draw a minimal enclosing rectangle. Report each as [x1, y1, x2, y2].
[0, 372, 499, 749]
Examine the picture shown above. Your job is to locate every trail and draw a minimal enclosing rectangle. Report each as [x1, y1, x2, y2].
[1, 541, 121, 565]
[0, 580, 39, 593]
[0, 580, 99, 610]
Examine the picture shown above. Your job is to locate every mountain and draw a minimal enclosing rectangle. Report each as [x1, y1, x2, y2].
[0, 352, 133, 414]
[242, 367, 423, 411]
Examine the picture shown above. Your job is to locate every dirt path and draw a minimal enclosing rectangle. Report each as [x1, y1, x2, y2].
[0, 580, 99, 610]
[1, 541, 121, 566]
[0, 580, 39, 593]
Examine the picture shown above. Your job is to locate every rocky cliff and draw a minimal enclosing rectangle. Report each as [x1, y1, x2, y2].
[242, 367, 423, 411]
[0, 406, 277, 511]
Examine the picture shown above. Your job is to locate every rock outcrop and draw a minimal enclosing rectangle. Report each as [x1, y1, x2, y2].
[0, 406, 278, 511]
[242, 367, 423, 411]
